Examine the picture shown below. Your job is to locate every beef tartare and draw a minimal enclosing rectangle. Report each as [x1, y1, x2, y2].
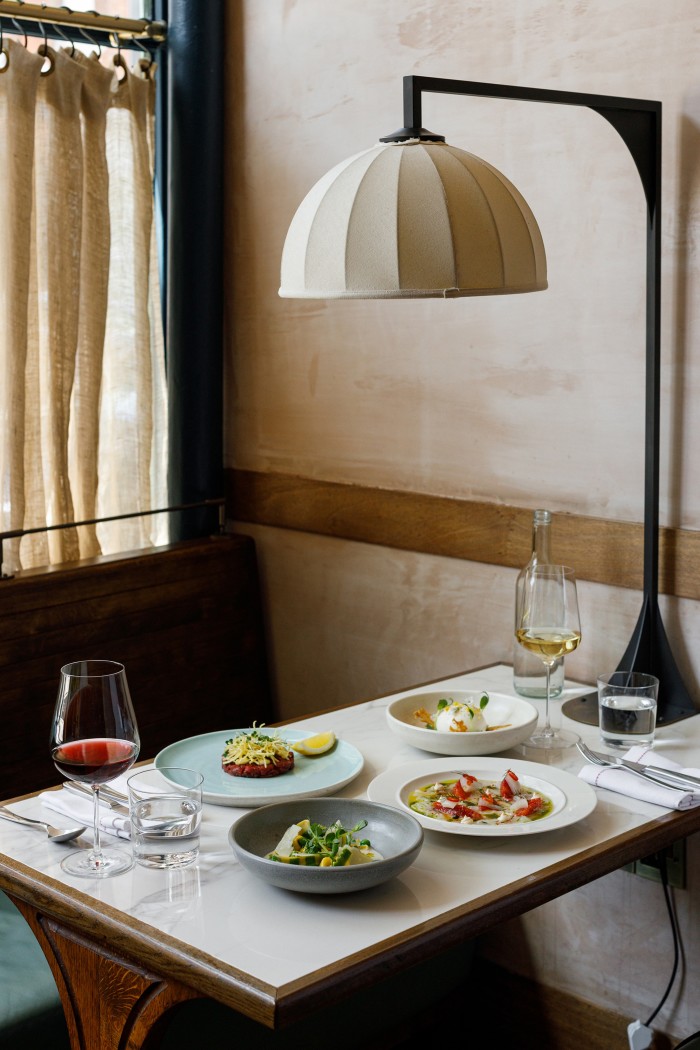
[222, 725, 295, 778]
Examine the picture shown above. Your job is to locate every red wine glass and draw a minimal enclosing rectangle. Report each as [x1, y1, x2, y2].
[50, 660, 140, 877]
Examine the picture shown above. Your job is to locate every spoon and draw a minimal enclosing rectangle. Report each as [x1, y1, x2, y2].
[0, 805, 86, 843]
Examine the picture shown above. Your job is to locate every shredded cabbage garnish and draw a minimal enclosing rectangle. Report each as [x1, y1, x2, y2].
[222, 723, 292, 766]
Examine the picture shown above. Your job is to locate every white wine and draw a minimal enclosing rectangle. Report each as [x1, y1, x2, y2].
[516, 628, 581, 663]
[515, 564, 581, 749]
[513, 511, 564, 698]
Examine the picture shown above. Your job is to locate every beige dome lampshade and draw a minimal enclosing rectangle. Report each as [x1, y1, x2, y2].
[279, 138, 547, 299]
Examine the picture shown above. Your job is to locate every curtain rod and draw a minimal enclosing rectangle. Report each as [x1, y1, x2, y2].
[0, 1, 166, 42]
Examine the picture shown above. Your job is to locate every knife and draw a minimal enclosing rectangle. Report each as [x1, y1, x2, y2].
[61, 782, 182, 833]
[620, 760, 700, 791]
[62, 782, 130, 815]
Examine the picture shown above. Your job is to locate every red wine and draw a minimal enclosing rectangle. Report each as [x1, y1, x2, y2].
[52, 738, 138, 785]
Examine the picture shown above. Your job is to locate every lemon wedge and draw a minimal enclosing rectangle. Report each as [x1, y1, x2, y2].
[293, 730, 336, 756]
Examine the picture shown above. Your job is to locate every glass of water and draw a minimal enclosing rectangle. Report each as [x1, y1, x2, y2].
[597, 671, 659, 750]
[128, 767, 203, 869]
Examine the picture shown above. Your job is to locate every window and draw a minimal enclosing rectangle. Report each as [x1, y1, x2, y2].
[0, 0, 224, 573]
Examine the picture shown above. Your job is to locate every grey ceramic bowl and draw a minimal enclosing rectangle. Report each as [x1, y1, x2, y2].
[228, 797, 423, 894]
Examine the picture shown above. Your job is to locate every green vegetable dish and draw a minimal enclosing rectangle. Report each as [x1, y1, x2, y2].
[266, 818, 384, 867]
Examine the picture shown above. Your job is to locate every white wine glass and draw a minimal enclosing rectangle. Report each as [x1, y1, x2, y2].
[515, 564, 581, 749]
[50, 660, 140, 877]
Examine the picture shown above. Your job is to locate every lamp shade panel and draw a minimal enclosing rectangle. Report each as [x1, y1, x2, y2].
[279, 139, 547, 299]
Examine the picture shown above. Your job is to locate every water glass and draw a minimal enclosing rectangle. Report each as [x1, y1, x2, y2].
[128, 767, 203, 869]
[597, 671, 659, 750]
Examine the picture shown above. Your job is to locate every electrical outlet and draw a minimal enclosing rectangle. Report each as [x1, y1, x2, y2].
[624, 839, 686, 889]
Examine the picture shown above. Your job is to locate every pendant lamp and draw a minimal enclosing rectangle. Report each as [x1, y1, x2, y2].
[278, 75, 698, 727]
[279, 138, 547, 300]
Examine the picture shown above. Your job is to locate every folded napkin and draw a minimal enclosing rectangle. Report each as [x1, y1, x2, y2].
[39, 787, 131, 839]
[579, 744, 700, 811]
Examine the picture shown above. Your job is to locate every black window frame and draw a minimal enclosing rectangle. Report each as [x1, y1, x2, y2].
[153, 0, 225, 540]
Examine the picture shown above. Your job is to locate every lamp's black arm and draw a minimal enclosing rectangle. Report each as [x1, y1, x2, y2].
[397, 76, 659, 207]
[385, 76, 693, 722]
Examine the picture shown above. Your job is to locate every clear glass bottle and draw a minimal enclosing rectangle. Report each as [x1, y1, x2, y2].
[513, 509, 565, 698]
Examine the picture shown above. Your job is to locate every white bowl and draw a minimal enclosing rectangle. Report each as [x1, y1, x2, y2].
[385, 689, 539, 756]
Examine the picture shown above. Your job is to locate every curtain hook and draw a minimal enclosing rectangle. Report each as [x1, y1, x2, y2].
[79, 27, 101, 59]
[53, 24, 76, 58]
[135, 38, 154, 79]
[37, 20, 54, 76]
[112, 36, 127, 83]
[10, 19, 28, 49]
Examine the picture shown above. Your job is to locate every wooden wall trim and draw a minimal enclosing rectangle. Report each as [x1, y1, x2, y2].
[227, 468, 700, 602]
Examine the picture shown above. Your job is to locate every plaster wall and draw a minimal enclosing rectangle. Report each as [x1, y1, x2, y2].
[225, 1, 700, 1041]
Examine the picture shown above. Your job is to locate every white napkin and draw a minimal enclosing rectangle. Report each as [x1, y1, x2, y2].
[578, 744, 700, 811]
[39, 787, 131, 839]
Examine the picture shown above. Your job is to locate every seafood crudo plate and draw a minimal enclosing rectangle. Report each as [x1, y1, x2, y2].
[407, 767, 557, 826]
[367, 757, 597, 837]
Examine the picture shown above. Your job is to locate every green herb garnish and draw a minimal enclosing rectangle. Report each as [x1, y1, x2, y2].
[267, 818, 381, 867]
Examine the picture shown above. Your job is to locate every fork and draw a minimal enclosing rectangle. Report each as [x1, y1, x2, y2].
[576, 740, 628, 767]
[576, 740, 697, 790]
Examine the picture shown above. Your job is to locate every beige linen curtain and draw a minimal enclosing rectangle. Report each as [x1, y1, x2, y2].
[0, 38, 167, 574]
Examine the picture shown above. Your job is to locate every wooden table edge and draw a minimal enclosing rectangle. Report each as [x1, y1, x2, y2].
[1, 801, 697, 1028]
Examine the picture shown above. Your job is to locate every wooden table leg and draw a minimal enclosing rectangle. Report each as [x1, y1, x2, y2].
[9, 895, 203, 1049]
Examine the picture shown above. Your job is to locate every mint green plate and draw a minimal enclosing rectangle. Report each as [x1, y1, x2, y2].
[155, 729, 364, 808]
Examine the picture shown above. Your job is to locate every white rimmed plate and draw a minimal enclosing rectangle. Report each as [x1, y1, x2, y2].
[155, 729, 364, 808]
[367, 757, 597, 836]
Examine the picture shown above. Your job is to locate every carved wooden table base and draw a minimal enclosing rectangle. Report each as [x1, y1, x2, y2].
[11, 894, 202, 1050]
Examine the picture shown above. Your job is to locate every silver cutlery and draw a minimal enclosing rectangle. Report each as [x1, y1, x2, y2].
[63, 781, 129, 814]
[576, 740, 700, 791]
[0, 805, 86, 843]
[95, 783, 129, 805]
[62, 781, 188, 833]
[619, 758, 700, 790]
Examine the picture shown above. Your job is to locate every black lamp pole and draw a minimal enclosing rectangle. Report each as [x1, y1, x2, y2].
[385, 76, 695, 725]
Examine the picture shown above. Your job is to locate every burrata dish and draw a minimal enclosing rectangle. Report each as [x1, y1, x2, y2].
[415, 694, 494, 734]
[386, 690, 539, 756]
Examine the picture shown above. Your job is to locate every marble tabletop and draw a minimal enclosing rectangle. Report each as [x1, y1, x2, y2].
[2, 663, 699, 1023]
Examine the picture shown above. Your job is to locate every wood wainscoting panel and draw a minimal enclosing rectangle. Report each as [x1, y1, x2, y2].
[0, 534, 272, 798]
[227, 468, 700, 602]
